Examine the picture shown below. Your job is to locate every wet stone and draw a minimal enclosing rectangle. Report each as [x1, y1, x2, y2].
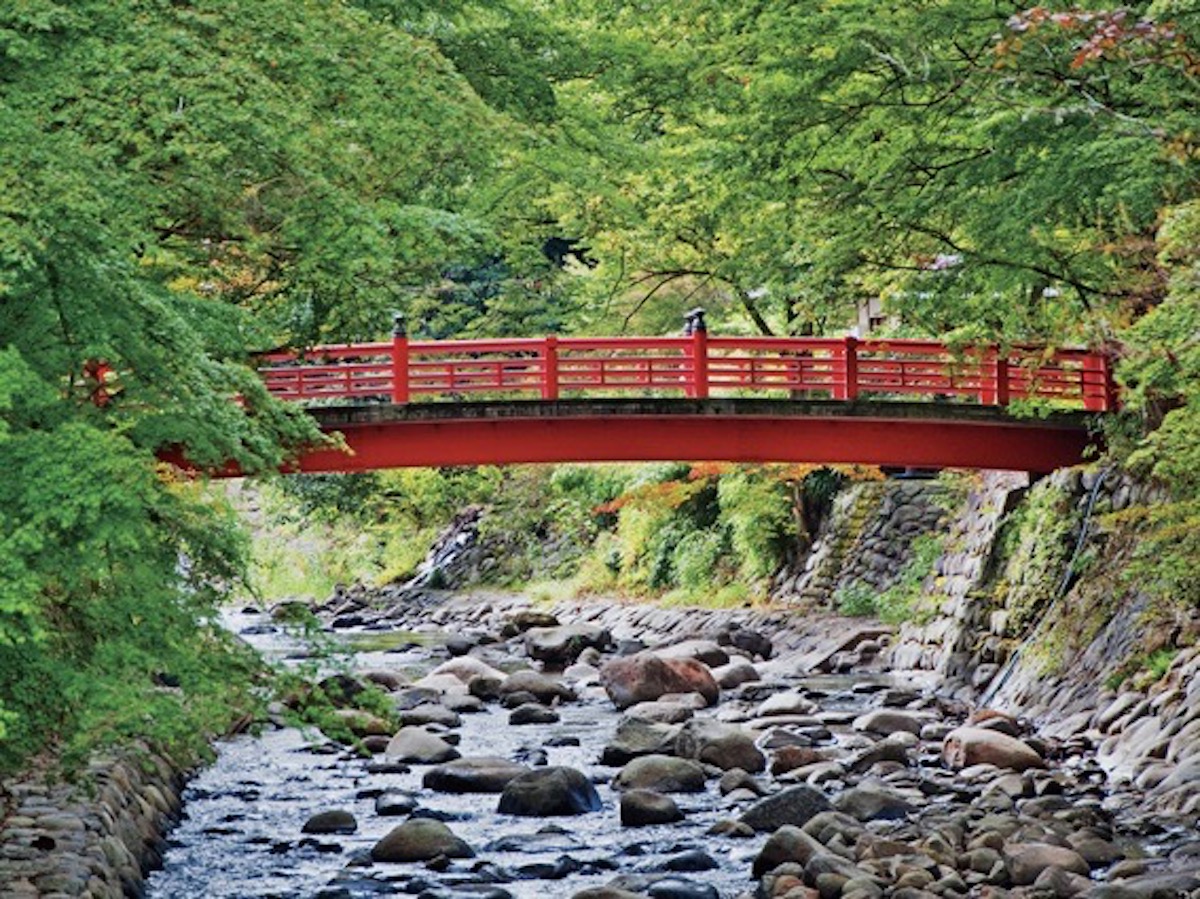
[508, 703, 560, 725]
[301, 809, 357, 835]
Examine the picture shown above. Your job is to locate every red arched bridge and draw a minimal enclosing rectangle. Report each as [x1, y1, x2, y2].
[243, 316, 1116, 474]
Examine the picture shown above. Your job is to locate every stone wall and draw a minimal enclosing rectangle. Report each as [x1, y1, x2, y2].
[0, 744, 187, 898]
[886, 470, 1029, 684]
[884, 465, 1200, 818]
[772, 479, 951, 607]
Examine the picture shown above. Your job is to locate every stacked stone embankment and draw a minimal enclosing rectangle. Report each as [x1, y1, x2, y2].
[0, 744, 186, 897]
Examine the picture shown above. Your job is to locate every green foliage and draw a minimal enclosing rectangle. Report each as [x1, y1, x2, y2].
[835, 533, 944, 623]
[6, 0, 1200, 776]
[717, 469, 793, 581]
[1106, 647, 1179, 691]
[836, 582, 879, 618]
[1119, 500, 1200, 610]
[516, 1, 1200, 340]
[673, 529, 732, 592]
[994, 477, 1079, 633]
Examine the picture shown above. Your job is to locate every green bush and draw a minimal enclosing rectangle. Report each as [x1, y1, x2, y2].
[672, 529, 730, 591]
[836, 582, 878, 617]
[717, 469, 793, 582]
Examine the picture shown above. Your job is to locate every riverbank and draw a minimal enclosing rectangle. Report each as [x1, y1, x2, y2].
[0, 743, 186, 898]
[141, 592, 1200, 897]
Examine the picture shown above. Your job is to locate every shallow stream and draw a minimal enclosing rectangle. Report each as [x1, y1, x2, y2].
[144, 609, 890, 898]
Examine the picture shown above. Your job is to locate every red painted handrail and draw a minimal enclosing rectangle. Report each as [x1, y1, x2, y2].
[256, 333, 1117, 412]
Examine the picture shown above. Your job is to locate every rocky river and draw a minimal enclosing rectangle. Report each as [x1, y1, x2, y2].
[132, 590, 1200, 899]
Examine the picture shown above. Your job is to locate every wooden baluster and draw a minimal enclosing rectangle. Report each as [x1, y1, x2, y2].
[1083, 353, 1109, 412]
[995, 351, 1010, 407]
[980, 347, 997, 405]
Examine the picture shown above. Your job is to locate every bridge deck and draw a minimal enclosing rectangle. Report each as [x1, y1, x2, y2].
[293, 398, 1097, 474]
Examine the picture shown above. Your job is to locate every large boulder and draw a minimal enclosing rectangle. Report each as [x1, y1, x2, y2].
[674, 718, 765, 773]
[423, 756, 530, 793]
[1004, 842, 1090, 885]
[600, 717, 682, 765]
[384, 728, 460, 764]
[599, 653, 719, 710]
[524, 624, 612, 667]
[943, 726, 1045, 772]
[620, 789, 684, 827]
[302, 809, 357, 835]
[716, 624, 773, 660]
[654, 639, 730, 668]
[613, 755, 707, 793]
[497, 766, 602, 816]
[741, 785, 833, 832]
[500, 670, 577, 704]
[371, 819, 474, 862]
[428, 656, 509, 685]
[752, 825, 826, 877]
[833, 783, 916, 821]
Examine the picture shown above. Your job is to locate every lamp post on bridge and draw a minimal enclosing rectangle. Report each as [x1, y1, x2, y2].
[684, 308, 709, 399]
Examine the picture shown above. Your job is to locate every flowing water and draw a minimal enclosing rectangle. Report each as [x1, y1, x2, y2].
[144, 609, 893, 899]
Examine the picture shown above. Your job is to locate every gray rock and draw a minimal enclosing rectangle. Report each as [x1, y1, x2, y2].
[654, 638, 730, 668]
[500, 670, 577, 704]
[624, 700, 695, 724]
[833, 783, 916, 821]
[497, 766, 601, 817]
[601, 717, 681, 765]
[752, 824, 827, 877]
[674, 718, 765, 773]
[741, 785, 833, 832]
[508, 703, 560, 725]
[712, 660, 760, 689]
[370, 819, 474, 862]
[423, 757, 530, 793]
[397, 703, 461, 728]
[756, 692, 818, 717]
[614, 755, 707, 793]
[1004, 842, 1089, 885]
[620, 789, 684, 826]
[301, 809, 357, 835]
[524, 624, 612, 666]
[384, 728, 461, 764]
[852, 709, 927, 737]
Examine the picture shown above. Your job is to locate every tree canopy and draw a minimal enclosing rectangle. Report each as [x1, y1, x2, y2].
[2, 0, 1200, 768]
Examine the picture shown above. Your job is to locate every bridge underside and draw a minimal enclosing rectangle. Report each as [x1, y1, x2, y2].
[284, 399, 1099, 474]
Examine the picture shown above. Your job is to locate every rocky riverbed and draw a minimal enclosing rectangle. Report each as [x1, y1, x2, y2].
[134, 592, 1200, 899]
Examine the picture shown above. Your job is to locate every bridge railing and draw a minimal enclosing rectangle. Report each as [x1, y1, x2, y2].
[256, 327, 1116, 412]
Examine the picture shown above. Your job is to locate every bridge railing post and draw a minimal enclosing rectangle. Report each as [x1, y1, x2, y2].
[980, 347, 1009, 406]
[686, 308, 709, 399]
[834, 336, 858, 401]
[391, 313, 409, 404]
[542, 335, 559, 400]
